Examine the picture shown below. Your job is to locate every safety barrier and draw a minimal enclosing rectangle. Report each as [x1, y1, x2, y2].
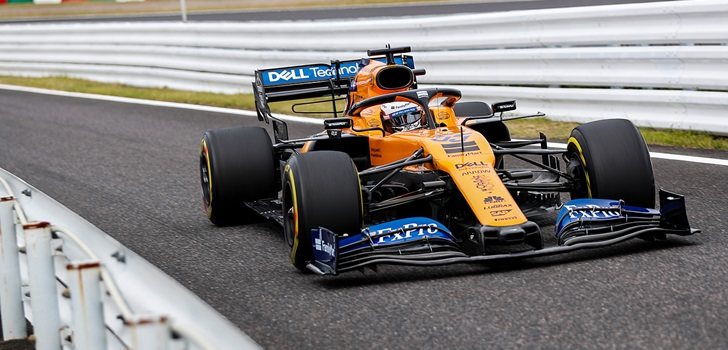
[0, 0, 726, 134]
[0, 168, 258, 350]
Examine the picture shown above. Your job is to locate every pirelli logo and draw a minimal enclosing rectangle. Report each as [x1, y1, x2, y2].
[442, 141, 479, 154]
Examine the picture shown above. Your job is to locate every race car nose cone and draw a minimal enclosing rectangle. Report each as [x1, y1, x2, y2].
[462, 222, 544, 255]
[497, 227, 527, 242]
[480, 222, 541, 245]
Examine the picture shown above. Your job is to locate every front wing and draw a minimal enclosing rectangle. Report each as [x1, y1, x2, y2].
[306, 189, 699, 275]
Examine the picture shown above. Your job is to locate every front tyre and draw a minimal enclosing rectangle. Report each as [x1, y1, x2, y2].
[200, 126, 275, 226]
[282, 151, 363, 272]
[567, 119, 655, 208]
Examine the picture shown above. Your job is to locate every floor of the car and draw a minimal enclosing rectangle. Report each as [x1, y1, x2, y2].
[246, 199, 284, 226]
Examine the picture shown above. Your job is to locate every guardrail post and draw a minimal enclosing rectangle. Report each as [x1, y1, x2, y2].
[126, 315, 170, 350]
[0, 196, 27, 340]
[67, 260, 106, 350]
[24, 222, 61, 350]
[179, 0, 188, 22]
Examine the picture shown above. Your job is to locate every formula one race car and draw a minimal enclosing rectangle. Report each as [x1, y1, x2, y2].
[199, 46, 698, 275]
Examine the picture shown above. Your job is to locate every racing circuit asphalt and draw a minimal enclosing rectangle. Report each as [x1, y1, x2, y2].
[1, 88, 727, 349]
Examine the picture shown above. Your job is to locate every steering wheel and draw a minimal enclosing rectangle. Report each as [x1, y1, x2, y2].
[347, 88, 462, 129]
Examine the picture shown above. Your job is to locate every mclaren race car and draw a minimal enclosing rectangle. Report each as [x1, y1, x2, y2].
[199, 46, 698, 275]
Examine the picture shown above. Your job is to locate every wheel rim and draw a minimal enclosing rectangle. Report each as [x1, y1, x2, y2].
[283, 184, 295, 248]
[199, 143, 213, 212]
[566, 152, 588, 200]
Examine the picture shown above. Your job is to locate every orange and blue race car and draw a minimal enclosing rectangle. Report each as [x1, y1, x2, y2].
[199, 46, 698, 275]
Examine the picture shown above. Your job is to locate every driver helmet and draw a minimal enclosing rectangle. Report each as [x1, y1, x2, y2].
[380, 102, 424, 133]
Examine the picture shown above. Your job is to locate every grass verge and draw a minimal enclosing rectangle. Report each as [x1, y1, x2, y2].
[1, 75, 726, 151]
[0, 0, 451, 21]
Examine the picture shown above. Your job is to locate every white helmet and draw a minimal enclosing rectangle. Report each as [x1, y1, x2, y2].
[380, 102, 424, 133]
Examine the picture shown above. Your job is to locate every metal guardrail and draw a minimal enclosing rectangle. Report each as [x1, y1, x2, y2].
[0, 0, 726, 134]
[0, 168, 259, 350]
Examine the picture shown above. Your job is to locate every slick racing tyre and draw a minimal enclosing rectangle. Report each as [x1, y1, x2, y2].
[200, 126, 275, 226]
[567, 119, 655, 208]
[283, 151, 363, 272]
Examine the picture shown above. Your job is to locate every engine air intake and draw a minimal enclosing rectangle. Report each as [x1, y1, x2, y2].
[375, 66, 414, 91]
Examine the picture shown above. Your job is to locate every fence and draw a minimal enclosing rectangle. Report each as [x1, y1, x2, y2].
[0, 0, 726, 134]
[0, 167, 258, 349]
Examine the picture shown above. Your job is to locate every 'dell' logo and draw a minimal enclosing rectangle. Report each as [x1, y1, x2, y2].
[268, 69, 310, 82]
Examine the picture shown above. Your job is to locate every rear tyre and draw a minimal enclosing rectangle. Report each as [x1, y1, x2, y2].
[282, 151, 363, 272]
[200, 126, 275, 226]
[567, 119, 655, 208]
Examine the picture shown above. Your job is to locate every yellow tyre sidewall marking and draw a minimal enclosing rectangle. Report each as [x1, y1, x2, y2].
[567, 136, 593, 198]
[200, 139, 214, 218]
[285, 165, 300, 264]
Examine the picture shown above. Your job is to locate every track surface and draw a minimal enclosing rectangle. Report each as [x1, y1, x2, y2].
[1, 88, 727, 349]
[2, 0, 672, 23]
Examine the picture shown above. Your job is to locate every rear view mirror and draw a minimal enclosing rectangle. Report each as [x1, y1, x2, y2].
[324, 118, 352, 130]
[492, 100, 517, 113]
[453, 101, 493, 118]
[324, 118, 352, 138]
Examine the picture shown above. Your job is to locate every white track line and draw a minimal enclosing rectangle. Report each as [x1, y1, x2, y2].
[0, 84, 322, 125]
[2, 83, 726, 166]
[546, 142, 728, 167]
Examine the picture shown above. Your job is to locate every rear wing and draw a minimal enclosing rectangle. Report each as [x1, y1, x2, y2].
[253, 55, 415, 142]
